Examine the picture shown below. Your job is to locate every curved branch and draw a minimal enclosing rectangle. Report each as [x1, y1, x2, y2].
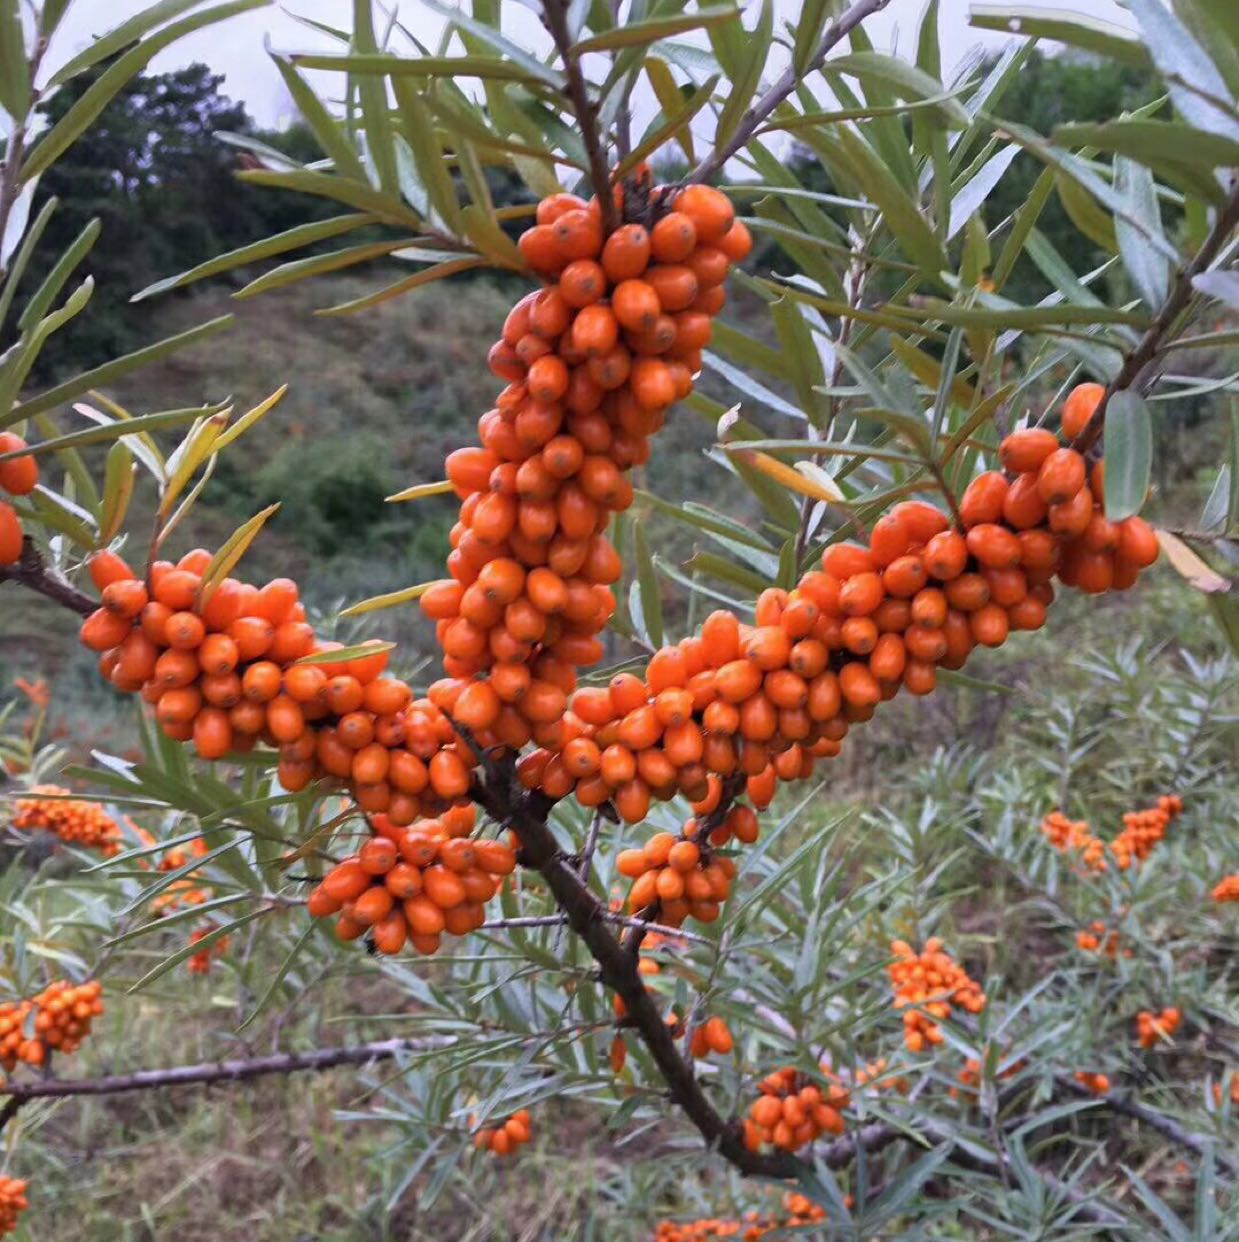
[0, 537, 96, 617]
[684, 0, 895, 186]
[1072, 182, 1239, 454]
[472, 766, 804, 1179]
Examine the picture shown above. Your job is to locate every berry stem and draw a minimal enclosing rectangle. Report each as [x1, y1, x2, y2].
[1071, 181, 1239, 455]
[0, 538, 96, 617]
[470, 769, 805, 1179]
[682, 0, 894, 187]
[543, 0, 619, 235]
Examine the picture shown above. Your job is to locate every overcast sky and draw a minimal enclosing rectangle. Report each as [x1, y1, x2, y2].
[42, 0, 1137, 128]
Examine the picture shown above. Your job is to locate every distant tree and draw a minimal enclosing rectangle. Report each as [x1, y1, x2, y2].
[10, 62, 334, 377]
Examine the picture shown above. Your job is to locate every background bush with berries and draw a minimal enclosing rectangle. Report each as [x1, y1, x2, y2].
[0, 0, 1237, 1236]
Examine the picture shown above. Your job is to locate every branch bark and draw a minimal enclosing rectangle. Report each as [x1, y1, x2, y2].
[684, 0, 895, 186]
[1072, 181, 1239, 455]
[471, 766, 803, 1179]
[0, 537, 96, 617]
[543, 0, 618, 233]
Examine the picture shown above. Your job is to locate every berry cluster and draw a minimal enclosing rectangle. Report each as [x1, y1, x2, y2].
[1136, 1007, 1182, 1049]
[0, 432, 38, 566]
[614, 822, 745, 928]
[689, 1016, 734, 1059]
[307, 805, 516, 956]
[742, 1067, 850, 1154]
[1075, 921, 1129, 958]
[1212, 874, 1239, 902]
[472, 1109, 532, 1157]
[1074, 1070, 1112, 1095]
[0, 1176, 28, 1236]
[0, 979, 103, 1073]
[888, 938, 986, 1053]
[1040, 810, 1108, 871]
[10, 785, 122, 855]
[187, 925, 229, 975]
[1111, 794, 1182, 869]
[950, 1054, 1023, 1100]
[420, 184, 747, 765]
[654, 1193, 828, 1240]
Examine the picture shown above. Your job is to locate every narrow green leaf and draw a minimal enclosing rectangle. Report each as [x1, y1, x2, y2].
[0, 196, 56, 333]
[633, 521, 665, 648]
[128, 906, 274, 993]
[0, 276, 94, 417]
[824, 52, 969, 126]
[615, 75, 718, 179]
[233, 237, 421, 300]
[793, 0, 837, 74]
[1056, 171, 1117, 253]
[1054, 119, 1239, 172]
[392, 79, 464, 231]
[574, 6, 739, 52]
[644, 56, 695, 162]
[296, 640, 397, 666]
[1114, 157, 1171, 311]
[991, 166, 1054, 291]
[0, 403, 224, 458]
[291, 51, 551, 83]
[98, 441, 136, 546]
[0, 0, 30, 120]
[968, 5, 1151, 68]
[131, 216, 373, 302]
[236, 168, 419, 225]
[48, 0, 213, 86]
[313, 256, 488, 315]
[351, 0, 398, 194]
[1131, 0, 1239, 141]
[8, 316, 235, 424]
[197, 504, 281, 606]
[835, 126, 948, 278]
[17, 218, 101, 332]
[1103, 391, 1153, 521]
[338, 581, 434, 618]
[158, 411, 231, 517]
[270, 54, 367, 182]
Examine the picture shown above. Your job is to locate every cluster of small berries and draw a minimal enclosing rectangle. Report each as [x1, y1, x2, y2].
[0, 432, 38, 566]
[1074, 1070, 1112, 1095]
[888, 938, 986, 1053]
[187, 925, 230, 975]
[1212, 875, 1239, 902]
[0, 1176, 28, 1236]
[1041, 796, 1182, 873]
[653, 1194, 828, 1240]
[1075, 921, 1130, 959]
[307, 805, 517, 955]
[950, 1054, 1023, 1100]
[1211, 1073, 1239, 1108]
[0, 979, 103, 1074]
[1111, 795, 1182, 870]
[418, 180, 748, 759]
[472, 1109, 532, 1157]
[1136, 1007, 1182, 1049]
[10, 785, 122, 855]
[742, 1067, 850, 1153]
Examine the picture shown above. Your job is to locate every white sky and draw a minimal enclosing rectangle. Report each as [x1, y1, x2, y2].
[42, 0, 1138, 128]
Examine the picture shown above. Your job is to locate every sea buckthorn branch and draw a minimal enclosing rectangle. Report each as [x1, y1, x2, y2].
[683, 0, 896, 187]
[469, 766, 804, 1179]
[1071, 180, 1239, 455]
[1057, 1073, 1238, 1175]
[0, 1034, 449, 1122]
[542, 0, 619, 236]
[0, 538, 96, 617]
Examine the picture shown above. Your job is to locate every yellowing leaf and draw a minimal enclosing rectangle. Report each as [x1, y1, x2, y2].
[386, 479, 454, 503]
[295, 640, 397, 664]
[730, 447, 843, 503]
[197, 504, 281, 607]
[1155, 530, 1230, 593]
[213, 384, 289, 453]
[338, 582, 435, 618]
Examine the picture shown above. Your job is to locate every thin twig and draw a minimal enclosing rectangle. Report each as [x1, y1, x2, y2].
[543, 0, 618, 233]
[0, 1036, 446, 1114]
[0, 538, 96, 617]
[1072, 183, 1239, 455]
[684, 0, 895, 186]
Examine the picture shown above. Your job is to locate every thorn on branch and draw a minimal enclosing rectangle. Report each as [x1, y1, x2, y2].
[0, 538, 96, 618]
